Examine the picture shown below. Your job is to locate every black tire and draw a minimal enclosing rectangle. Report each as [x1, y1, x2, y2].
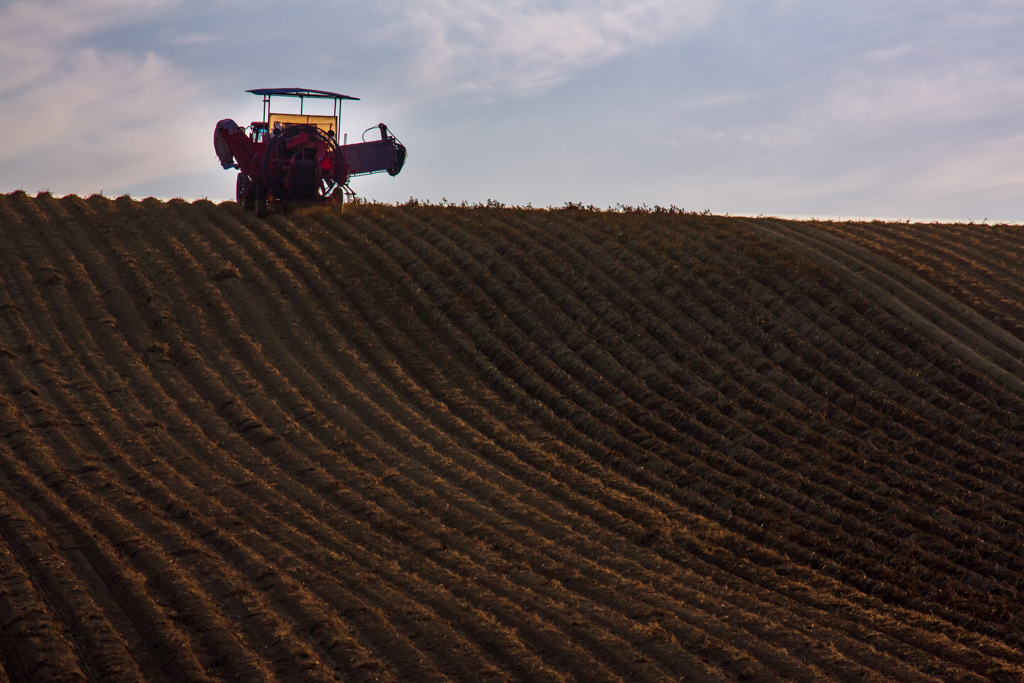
[254, 185, 267, 218]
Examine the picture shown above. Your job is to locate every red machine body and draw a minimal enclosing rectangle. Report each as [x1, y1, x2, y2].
[214, 88, 406, 216]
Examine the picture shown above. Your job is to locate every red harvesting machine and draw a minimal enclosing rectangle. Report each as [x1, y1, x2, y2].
[214, 88, 406, 216]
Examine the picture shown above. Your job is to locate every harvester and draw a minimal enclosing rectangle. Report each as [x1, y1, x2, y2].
[214, 88, 406, 216]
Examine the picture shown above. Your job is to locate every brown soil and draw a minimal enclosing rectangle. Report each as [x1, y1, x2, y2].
[1, 192, 1023, 682]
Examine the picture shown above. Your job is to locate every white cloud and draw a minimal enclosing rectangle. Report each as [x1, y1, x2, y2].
[0, 0, 226, 196]
[819, 62, 1024, 132]
[0, 47, 222, 195]
[905, 134, 1024, 204]
[0, 0, 172, 46]
[392, 0, 721, 98]
[0, 0, 178, 87]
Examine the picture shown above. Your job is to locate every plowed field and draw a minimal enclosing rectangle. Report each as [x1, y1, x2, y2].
[1, 191, 1024, 682]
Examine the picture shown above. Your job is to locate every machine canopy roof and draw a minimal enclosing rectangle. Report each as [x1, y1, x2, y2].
[247, 88, 359, 101]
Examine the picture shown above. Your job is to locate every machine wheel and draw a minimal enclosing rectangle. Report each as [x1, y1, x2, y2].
[236, 173, 254, 210]
[261, 124, 339, 203]
[254, 185, 268, 218]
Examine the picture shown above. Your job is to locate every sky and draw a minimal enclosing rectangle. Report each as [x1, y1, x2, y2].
[2, 0, 1023, 221]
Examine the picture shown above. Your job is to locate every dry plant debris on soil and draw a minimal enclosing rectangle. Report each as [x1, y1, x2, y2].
[1, 191, 1024, 682]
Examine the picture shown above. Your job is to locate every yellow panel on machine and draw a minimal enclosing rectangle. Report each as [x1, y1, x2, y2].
[268, 113, 338, 135]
